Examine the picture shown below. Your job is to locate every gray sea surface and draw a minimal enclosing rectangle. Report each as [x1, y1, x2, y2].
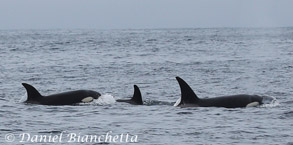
[0, 28, 293, 145]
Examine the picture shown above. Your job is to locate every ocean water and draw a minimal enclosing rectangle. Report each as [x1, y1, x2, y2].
[0, 28, 293, 145]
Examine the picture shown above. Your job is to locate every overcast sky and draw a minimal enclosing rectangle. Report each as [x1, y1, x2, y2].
[1, 0, 293, 29]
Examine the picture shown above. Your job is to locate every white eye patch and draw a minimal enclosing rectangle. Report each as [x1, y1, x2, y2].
[246, 102, 259, 107]
[81, 97, 94, 103]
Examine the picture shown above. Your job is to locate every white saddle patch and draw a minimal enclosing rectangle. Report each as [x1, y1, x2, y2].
[81, 97, 94, 103]
[246, 102, 259, 107]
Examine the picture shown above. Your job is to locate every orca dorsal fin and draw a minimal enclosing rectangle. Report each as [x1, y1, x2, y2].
[130, 85, 143, 105]
[176, 77, 200, 105]
[22, 83, 43, 101]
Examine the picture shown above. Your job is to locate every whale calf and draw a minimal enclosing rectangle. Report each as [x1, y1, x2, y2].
[175, 76, 271, 108]
[116, 85, 143, 105]
[22, 83, 101, 105]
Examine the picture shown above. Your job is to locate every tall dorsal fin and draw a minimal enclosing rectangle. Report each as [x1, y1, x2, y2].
[176, 76, 200, 105]
[130, 85, 143, 105]
[22, 83, 43, 101]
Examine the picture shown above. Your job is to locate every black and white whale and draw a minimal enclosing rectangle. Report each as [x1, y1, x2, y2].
[175, 76, 273, 108]
[116, 85, 143, 105]
[22, 83, 101, 105]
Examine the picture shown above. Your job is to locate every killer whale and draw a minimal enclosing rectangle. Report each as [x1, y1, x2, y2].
[22, 83, 101, 105]
[175, 76, 270, 108]
[116, 85, 143, 105]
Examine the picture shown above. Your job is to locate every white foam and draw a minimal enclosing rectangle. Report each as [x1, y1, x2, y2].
[260, 96, 280, 108]
[173, 97, 181, 107]
[94, 94, 116, 105]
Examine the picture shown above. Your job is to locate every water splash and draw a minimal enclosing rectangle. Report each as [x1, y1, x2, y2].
[259, 96, 280, 108]
[93, 94, 116, 105]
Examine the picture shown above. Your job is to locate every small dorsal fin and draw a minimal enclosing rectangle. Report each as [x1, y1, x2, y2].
[22, 83, 43, 101]
[176, 76, 200, 105]
[130, 85, 143, 105]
